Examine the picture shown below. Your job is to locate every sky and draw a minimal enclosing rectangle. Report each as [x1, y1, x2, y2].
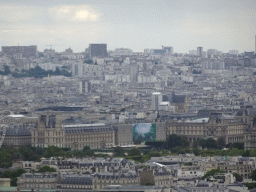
[0, 0, 255, 53]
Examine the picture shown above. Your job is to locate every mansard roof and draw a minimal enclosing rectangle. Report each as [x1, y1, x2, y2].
[235, 106, 256, 116]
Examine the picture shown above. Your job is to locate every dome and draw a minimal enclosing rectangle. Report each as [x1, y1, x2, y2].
[235, 106, 256, 116]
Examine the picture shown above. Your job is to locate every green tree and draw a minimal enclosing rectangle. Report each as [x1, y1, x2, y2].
[134, 139, 142, 145]
[60, 69, 72, 77]
[128, 148, 141, 156]
[84, 59, 93, 64]
[181, 136, 190, 148]
[192, 70, 201, 74]
[171, 146, 183, 154]
[202, 168, 225, 180]
[226, 143, 232, 148]
[54, 67, 61, 75]
[251, 169, 256, 181]
[230, 142, 244, 150]
[139, 155, 150, 163]
[205, 138, 218, 149]
[167, 134, 182, 149]
[43, 146, 65, 158]
[83, 146, 91, 152]
[37, 165, 57, 173]
[145, 141, 166, 148]
[244, 183, 256, 189]
[161, 149, 169, 156]
[228, 148, 243, 156]
[217, 137, 226, 147]
[113, 146, 125, 157]
[147, 151, 161, 157]
[82, 146, 94, 157]
[0, 168, 26, 186]
[242, 150, 250, 157]
[10, 178, 18, 186]
[192, 140, 199, 149]
[193, 149, 200, 156]
[0, 149, 12, 168]
[0, 170, 13, 178]
[32, 146, 46, 157]
[18, 146, 40, 161]
[233, 173, 243, 182]
[199, 139, 206, 149]
[3, 65, 11, 75]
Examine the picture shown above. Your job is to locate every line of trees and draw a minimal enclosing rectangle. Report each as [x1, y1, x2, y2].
[0, 145, 98, 168]
[0, 66, 11, 75]
[12, 66, 71, 78]
[0, 168, 26, 186]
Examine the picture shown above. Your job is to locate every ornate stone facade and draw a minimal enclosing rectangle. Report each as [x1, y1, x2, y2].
[244, 116, 256, 150]
[17, 172, 58, 192]
[65, 124, 115, 150]
[56, 172, 140, 191]
[167, 113, 247, 145]
[1, 115, 37, 147]
[31, 114, 65, 148]
[31, 114, 115, 150]
[139, 168, 173, 187]
[162, 92, 190, 114]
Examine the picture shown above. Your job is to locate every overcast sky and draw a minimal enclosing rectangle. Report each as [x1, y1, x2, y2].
[0, 0, 255, 53]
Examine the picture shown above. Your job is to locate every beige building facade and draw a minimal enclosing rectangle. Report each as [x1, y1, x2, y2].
[167, 114, 247, 145]
[0, 178, 11, 187]
[31, 114, 115, 150]
[1, 115, 37, 147]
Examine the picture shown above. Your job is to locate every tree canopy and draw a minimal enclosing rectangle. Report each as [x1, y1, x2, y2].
[199, 138, 218, 149]
[202, 168, 225, 180]
[0, 168, 26, 186]
[128, 148, 141, 156]
[233, 173, 243, 182]
[44, 146, 65, 158]
[251, 169, 256, 181]
[12, 66, 72, 78]
[37, 165, 57, 173]
[0, 65, 11, 75]
[113, 146, 125, 157]
[166, 134, 189, 149]
[230, 142, 244, 150]
[217, 137, 226, 147]
[82, 146, 94, 157]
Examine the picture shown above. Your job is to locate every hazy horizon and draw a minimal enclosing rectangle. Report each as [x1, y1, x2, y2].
[0, 0, 255, 53]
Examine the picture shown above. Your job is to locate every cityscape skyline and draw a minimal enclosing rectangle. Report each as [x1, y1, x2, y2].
[0, 0, 255, 53]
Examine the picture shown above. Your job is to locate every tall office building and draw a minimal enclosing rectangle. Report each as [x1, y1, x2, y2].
[150, 49, 167, 54]
[124, 64, 138, 82]
[189, 50, 197, 55]
[162, 46, 173, 54]
[151, 92, 162, 111]
[207, 49, 217, 56]
[197, 47, 203, 56]
[229, 50, 239, 55]
[79, 81, 91, 93]
[89, 44, 107, 58]
[2, 45, 38, 58]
